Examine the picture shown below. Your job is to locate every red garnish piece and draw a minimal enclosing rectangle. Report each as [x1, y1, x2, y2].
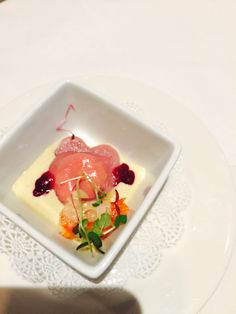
[87, 221, 95, 230]
[115, 203, 120, 215]
[33, 171, 55, 197]
[115, 189, 119, 202]
[110, 189, 129, 222]
[112, 163, 135, 186]
[114, 190, 120, 215]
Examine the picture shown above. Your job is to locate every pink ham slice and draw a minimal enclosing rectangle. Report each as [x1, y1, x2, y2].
[50, 152, 115, 203]
[55, 136, 90, 155]
[51, 137, 120, 203]
[49, 137, 120, 203]
[55, 137, 120, 169]
[90, 145, 120, 170]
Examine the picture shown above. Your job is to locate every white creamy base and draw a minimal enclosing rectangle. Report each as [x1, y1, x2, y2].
[12, 140, 147, 226]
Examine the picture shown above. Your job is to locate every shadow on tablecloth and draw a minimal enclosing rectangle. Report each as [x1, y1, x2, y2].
[0, 287, 142, 314]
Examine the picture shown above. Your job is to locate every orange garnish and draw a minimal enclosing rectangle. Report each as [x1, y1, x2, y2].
[110, 202, 118, 222]
[87, 221, 95, 229]
[117, 198, 129, 215]
[60, 228, 76, 239]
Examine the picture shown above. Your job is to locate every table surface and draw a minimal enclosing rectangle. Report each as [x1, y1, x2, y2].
[0, 0, 236, 313]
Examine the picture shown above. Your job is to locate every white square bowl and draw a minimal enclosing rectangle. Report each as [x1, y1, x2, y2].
[0, 81, 180, 279]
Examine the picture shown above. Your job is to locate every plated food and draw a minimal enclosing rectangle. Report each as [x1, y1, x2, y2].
[12, 105, 140, 256]
[0, 81, 179, 278]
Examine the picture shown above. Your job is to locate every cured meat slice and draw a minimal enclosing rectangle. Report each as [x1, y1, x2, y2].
[49, 136, 121, 204]
[90, 144, 120, 170]
[55, 136, 89, 155]
[50, 152, 114, 203]
[56, 137, 120, 170]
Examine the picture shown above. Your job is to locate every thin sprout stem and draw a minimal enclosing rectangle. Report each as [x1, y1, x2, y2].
[70, 193, 79, 222]
[68, 181, 80, 221]
[103, 226, 116, 236]
[76, 178, 94, 256]
[83, 172, 100, 200]
[60, 175, 84, 185]
[60, 173, 100, 202]
[76, 179, 83, 222]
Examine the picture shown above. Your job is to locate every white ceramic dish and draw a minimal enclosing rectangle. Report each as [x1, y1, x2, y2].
[0, 81, 180, 279]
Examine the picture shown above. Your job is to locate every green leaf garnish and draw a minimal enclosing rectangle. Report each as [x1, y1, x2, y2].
[79, 227, 86, 239]
[100, 213, 112, 229]
[120, 215, 127, 224]
[91, 224, 103, 237]
[92, 199, 102, 207]
[96, 247, 105, 254]
[92, 213, 112, 236]
[98, 192, 106, 199]
[114, 215, 127, 228]
[92, 188, 106, 207]
[88, 231, 102, 249]
[114, 216, 121, 228]
[76, 241, 89, 250]
[78, 219, 89, 239]
[82, 219, 88, 228]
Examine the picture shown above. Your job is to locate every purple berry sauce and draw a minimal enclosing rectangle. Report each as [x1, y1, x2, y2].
[33, 171, 55, 197]
[112, 163, 135, 186]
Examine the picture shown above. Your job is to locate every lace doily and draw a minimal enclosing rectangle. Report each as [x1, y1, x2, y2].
[0, 103, 191, 295]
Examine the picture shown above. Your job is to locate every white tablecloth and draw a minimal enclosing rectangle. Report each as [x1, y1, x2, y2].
[0, 0, 235, 313]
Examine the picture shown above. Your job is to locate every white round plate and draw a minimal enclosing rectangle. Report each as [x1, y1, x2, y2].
[0, 77, 235, 314]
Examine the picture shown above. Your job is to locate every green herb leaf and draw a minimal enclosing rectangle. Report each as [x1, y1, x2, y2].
[114, 215, 121, 228]
[120, 215, 127, 224]
[76, 241, 89, 250]
[92, 213, 112, 236]
[98, 192, 106, 199]
[96, 247, 105, 254]
[91, 222, 103, 237]
[82, 219, 88, 228]
[99, 213, 112, 229]
[88, 231, 102, 249]
[79, 227, 86, 239]
[114, 215, 127, 228]
[92, 199, 102, 207]
[78, 219, 89, 239]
